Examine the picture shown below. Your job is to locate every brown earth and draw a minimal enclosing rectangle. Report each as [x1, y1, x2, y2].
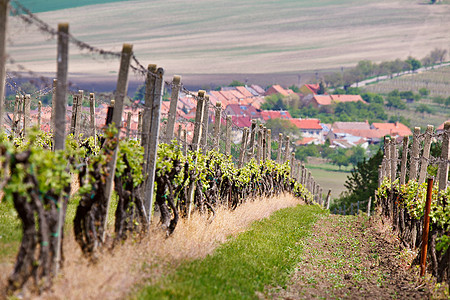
[268, 213, 441, 299]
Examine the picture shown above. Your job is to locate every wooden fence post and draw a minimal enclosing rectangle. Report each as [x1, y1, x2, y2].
[141, 64, 157, 173]
[247, 120, 256, 161]
[23, 94, 30, 136]
[277, 133, 283, 163]
[226, 116, 232, 156]
[103, 43, 133, 234]
[290, 152, 295, 177]
[399, 136, 409, 185]
[89, 93, 96, 141]
[326, 189, 331, 210]
[378, 165, 383, 187]
[53, 22, 69, 274]
[0, 0, 9, 130]
[390, 139, 398, 182]
[438, 121, 450, 194]
[177, 124, 182, 143]
[126, 112, 132, 138]
[75, 90, 83, 137]
[165, 75, 181, 143]
[267, 129, 271, 160]
[214, 101, 221, 151]
[409, 127, 421, 181]
[37, 101, 42, 129]
[284, 135, 290, 163]
[418, 125, 434, 184]
[301, 165, 306, 185]
[384, 137, 391, 181]
[12, 94, 18, 135]
[238, 127, 249, 168]
[256, 124, 263, 163]
[187, 90, 205, 219]
[262, 127, 267, 162]
[420, 178, 434, 277]
[183, 129, 187, 156]
[201, 95, 209, 152]
[70, 94, 78, 135]
[144, 67, 164, 223]
[367, 196, 372, 217]
[51, 79, 57, 131]
[137, 110, 142, 139]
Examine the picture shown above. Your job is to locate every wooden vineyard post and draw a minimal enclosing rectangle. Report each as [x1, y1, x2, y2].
[420, 178, 434, 277]
[214, 101, 221, 151]
[390, 139, 398, 182]
[75, 90, 83, 137]
[284, 135, 290, 163]
[70, 93, 78, 135]
[384, 137, 391, 181]
[418, 125, 434, 184]
[89, 93, 96, 143]
[438, 122, 450, 194]
[238, 127, 249, 168]
[54, 22, 69, 275]
[165, 75, 181, 143]
[183, 129, 187, 156]
[141, 64, 157, 174]
[126, 112, 132, 138]
[137, 111, 142, 139]
[23, 94, 30, 137]
[367, 196, 372, 217]
[103, 43, 133, 234]
[37, 101, 42, 129]
[201, 95, 209, 152]
[177, 124, 182, 141]
[247, 120, 256, 161]
[226, 115, 232, 156]
[256, 124, 263, 163]
[12, 94, 18, 135]
[267, 129, 271, 160]
[326, 189, 331, 210]
[290, 152, 295, 178]
[144, 67, 164, 223]
[262, 127, 267, 162]
[399, 136, 409, 185]
[0, 0, 8, 130]
[301, 165, 306, 185]
[409, 127, 421, 181]
[277, 133, 283, 163]
[51, 79, 57, 131]
[187, 91, 205, 219]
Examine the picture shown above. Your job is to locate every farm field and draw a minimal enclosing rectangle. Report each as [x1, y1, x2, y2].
[6, 0, 450, 87]
[304, 162, 351, 199]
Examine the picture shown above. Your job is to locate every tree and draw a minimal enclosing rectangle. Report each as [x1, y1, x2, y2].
[295, 144, 320, 162]
[329, 148, 350, 170]
[261, 93, 286, 110]
[416, 104, 433, 118]
[405, 56, 422, 72]
[229, 80, 245, 87]
[265, 118, 302, 140]
[419, 88, 430, 97]
[348, 146, 366, 167]
[385, 95, 406, 110]
[288, 84, 300, 93]
[356, 60, 374, 77]
[317, 81, 326, 95]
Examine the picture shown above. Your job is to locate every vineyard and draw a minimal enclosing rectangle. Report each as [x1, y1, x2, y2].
[365, 65, 450, 96]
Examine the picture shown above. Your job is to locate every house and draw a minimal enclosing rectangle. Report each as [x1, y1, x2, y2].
[330, 94, 366, 104]
[250, 84, 265, 96]
[224, 104, 261, 120]
[264, 84, 290, 97]
[260, 110, 292, 122]
[290, 118, 324, 144]
[307, 94, 366, 108]
[371, 122, 412, 137]
[299, 84, 321, 95]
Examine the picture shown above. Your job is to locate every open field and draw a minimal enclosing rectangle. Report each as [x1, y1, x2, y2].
[304, 162, 350, 199]
[6, 0, 450, 88]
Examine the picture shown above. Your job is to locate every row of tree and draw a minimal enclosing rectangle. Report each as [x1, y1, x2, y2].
[323, 48, 448, 89]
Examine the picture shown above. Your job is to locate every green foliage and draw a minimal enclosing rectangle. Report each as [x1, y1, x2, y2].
[265, 118, 302, 141]
[288, 84, 300, 93]
[229, 80, 245, 87]
[405, 56, 422, 72]
[261, 93, 287, 111]
[295, 144, 320, 162]
[419, 88, 430, 97]
[385, 94, 406, 110]
[415, 104, 433, 115]
[361, 92, 384, 104]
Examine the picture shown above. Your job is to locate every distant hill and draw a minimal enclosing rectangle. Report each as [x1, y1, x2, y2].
[15, 0, 131, 13]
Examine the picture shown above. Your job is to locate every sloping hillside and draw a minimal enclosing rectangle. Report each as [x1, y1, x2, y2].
[15, 0, 131, 13]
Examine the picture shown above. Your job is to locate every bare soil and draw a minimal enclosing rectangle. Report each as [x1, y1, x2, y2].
[268, 213, 436, 299]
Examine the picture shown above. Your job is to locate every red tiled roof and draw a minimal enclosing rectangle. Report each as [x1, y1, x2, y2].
[231, 115, 252, 128]
[296, 137, 317, 145]
[312, 95, 332, 106]
[265, 84, 290, 97]
[260, 110, 292, 121]
[330, 94, 366, 104]
[332, 121, 371, 131]
[235, 86, 254, 98]
[290, 118, 322, 130]
[371, 122, 412, 136]
[304, 84, 320, 94]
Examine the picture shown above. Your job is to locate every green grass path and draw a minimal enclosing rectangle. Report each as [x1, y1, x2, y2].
[134, 205, 326, 300]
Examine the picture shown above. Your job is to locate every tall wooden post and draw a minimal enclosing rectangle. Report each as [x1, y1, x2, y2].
[262, 127, 267, 162]
[165, 75, 181, 143]
[226, 115, 232, 156]
[141, 64, 157, 174]
[51, 79, 57, 131]
[144, 67, 164, 223]
[70, 94, 78, 135]
[201, 95, 209, 152]
[247, 120, 256, 161]
[214, 101, 221, 151]
[438, 122, 450, 194]
[420, 178, 434, 277]
[326, 190, 331, 210]
[23, 94, 30, 136]
[409, 127, 421, 182]
[277, 133, 283, 163]
[238, 127, 249, 168]
[390, 140, 398, 182]
[256, 124, 263, 163]
[126, 111, 132, 138]
[12, 94, 18, 135]
[137, 110, 142, 139]
[75, 90, 83, 137]
[183, 129, 187, 156]
[418, 125, 434, 184]
[103, 43, 133, 234]
[399, 136, 409, 185]
[284, 135, 290, 163]
[267, 129, 271, 160]
[37, 101, 42, 129]
[290, 152, 295, 177]
[0, 0, 9, 129]
[89, 93, 96, 141]
[54, 22, 69, 275]
[177, 124, 182, 141]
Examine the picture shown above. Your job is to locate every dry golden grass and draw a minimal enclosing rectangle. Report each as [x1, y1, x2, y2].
[0, 193, 302, 299]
